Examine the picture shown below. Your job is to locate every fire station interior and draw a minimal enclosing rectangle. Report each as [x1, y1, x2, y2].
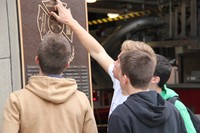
[87, 0, 200, 132]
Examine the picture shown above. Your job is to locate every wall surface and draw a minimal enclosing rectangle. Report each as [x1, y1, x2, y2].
[0, 0, 21, 129]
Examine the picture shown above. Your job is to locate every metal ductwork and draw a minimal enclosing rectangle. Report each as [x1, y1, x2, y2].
[102, 16, 164, 59]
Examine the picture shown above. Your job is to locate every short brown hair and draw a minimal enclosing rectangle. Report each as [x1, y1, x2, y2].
[120, 50, 156, 89]
[155, 54, 172, 88]
[121, 40, 156, 65]
[37, 33, 72, 75]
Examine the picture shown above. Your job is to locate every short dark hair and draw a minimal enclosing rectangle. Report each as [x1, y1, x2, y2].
[37, 33, 72, 75]
[154, 54, 172, 88]
[120, 50, 156, 89]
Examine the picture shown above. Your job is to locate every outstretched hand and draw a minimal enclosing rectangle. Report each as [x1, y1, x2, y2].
[50, 0, 74, 25]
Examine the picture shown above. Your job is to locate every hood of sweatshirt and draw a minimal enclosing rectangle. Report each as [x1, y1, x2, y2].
[124, 91, 170, 127]
[25, 76, 77, 104]
[160, 85, 179, 100]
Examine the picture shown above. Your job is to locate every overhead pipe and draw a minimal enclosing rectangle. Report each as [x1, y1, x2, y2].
[102, 16, 164, 59]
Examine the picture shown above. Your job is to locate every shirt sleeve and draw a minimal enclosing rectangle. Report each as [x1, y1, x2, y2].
[108, 63, 115, 82]
[108, 62, 121, 91]
[2, 93, 20, 133]
[175, 100, 197, 133]
[107, 114, 130, 133]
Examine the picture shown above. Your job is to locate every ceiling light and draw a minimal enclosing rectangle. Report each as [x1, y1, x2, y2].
[107, 13, 119, 18]
[87, 0, 97, 3]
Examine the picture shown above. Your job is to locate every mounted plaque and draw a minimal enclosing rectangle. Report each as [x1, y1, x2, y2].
[17, 0, 93, 105]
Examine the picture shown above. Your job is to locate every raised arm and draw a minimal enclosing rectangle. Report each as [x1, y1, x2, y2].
[51, 0, 114, 73]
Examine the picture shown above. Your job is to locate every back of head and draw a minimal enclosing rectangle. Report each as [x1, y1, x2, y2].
[120, 50, 156, 89]
[121, 40, 157, 65]
[37, 33, 72, 75]
[154, 54, 172, 88]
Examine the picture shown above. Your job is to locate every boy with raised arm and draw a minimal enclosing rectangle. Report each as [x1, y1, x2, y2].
[51, 0, 156, 116]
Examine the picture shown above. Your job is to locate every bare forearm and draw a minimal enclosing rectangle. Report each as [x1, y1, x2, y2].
[67, 19, 104, 58]
[68, 19, 114, 72]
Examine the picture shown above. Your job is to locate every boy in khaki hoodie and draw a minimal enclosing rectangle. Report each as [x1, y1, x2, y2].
[2, 33, 98, 133]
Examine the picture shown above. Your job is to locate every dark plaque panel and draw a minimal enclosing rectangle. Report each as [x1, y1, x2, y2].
[18, 0, 92, 103]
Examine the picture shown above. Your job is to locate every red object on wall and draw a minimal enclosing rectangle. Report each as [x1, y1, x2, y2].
[175, 89, 200, 114]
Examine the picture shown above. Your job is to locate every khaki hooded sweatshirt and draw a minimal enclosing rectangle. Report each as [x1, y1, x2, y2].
[2, 76, 98, 133]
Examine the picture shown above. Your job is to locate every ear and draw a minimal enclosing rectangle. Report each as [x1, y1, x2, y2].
[151, 76, 160, 84]
[35, 56, 39, 65]
[123, 74, 130, 85]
